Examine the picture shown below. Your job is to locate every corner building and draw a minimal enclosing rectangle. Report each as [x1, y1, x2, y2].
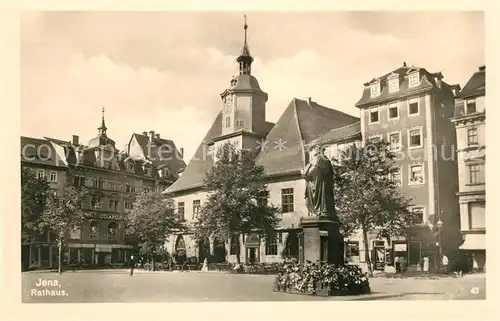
[451, 65, 486, 271]
[354, 63, 462, 270]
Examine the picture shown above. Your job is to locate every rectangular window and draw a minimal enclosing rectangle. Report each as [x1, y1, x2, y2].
[369, 108, 379, 124]
[235, 120, 244, 129]
[37, 169, 45, 179]
[193, 200, 201, 217]
[466, 99, 477, 114]
[409, 72, 420, 87]
[388, 103, 399, 119]
[91, 196, 102, 209]
[125, 184, 132, 193]
[408, 98, 419, 115]
[108, 200, 119, 212]
[178, 202, 185, 221]
[468, 201, 485, 229]
[124, 201, 133, 212]
[390, 167, 402, 186]
[370, 83, 380, 97]
[409, 164, 424, 185]
[411, 206, 424, 224]
[468, 164, 484, 185]
[69, 227, 81, 240]
[467, 128, 478, 146]
[388, 132, 401, 151]
[389, 78, 399, 93]
[345, 241, 359, 262]
[265, 232, 278, 255]
[225, 117, 231, 128]
[48, 171, 57, 182]
[408, 127, 423, 149]
[281, 188, 294, 213]
[103, 160, 112, 169]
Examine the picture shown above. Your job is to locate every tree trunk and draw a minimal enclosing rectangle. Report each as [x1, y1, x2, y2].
[234, 236, 242, 271]
[362, 227, 373, 276]
[58, 237, 63, 274]
[152, 256, 155, 271]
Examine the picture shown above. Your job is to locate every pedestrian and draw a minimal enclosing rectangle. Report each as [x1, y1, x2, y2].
[129, 255, 136, 276]
[442, 254, 449, 274]
[394, 256, 401, 273]
[423, 256, 429, 274]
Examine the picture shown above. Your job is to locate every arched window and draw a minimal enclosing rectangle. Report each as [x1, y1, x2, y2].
[175, 235, 186, 253]
[107, 222, 117, 240]
[89, 221, 99, 238]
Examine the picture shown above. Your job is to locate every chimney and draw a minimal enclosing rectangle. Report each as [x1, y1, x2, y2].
[179, 147, 184, 159]
[403, 61, 407, 67]
[142, 131, 148, 136]
[72, 135, 79, 145]
[479, 65, 485, 71]
[155, 133, 160, 139]
[307, 97, 312, 106]
[451, 84, 461, 96]
[149, 130, 155, 142]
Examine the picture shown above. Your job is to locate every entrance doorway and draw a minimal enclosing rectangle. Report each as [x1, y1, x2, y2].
[246, 247, 259, 264]
[198, 238, 210, 263]
[284, 231, 299, 260]
[408, 241, 422, 266]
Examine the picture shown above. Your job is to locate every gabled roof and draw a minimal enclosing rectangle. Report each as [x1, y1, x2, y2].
[356, 64, 453, 108]
[130, 133, 186, 175]
[256, 98, 359, 176]
[457, 66, 485, 99]
[20, 136, 68, 168]
[165, 98, 359, 193]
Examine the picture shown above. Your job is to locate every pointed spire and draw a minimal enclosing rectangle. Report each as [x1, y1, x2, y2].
[98, 106, 107, 136]
[237, 14, 253, 75]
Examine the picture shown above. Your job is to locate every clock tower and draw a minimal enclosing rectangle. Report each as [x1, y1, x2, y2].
[215, 15, 269, 154]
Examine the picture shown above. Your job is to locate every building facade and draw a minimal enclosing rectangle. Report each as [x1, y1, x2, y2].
[451, 65, 486, 271]
[164, 20, 359, 264]
[354, 63, 462, 270]
[21, 112, 185, 270]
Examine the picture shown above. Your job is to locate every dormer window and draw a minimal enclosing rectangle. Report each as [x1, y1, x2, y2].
[370, 82, 381, 97]
[389, 78, 399, 93]
[409, 72, 420, 87]
[161, 168, 170, 178]
[144, 166, 152, 176]
[127, 162, 134, 173]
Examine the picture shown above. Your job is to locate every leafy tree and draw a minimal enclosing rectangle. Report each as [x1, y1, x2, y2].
[193, 142, 280, 269]
[40, 185, 91, 274]
[21, 166, 51, 242]
[332, 141, 416, 276]
[125, 192, 184, 270]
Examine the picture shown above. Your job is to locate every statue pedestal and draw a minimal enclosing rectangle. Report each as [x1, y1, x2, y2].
[300, 216, 344, 265]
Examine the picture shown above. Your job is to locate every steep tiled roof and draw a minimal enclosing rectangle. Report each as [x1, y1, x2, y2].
[21, 136, 67, 168]
[130, 133, 186, 175]
[164, 112, 223, 193]
[256, 98, 359, 176]
[308, 121, 361, 146]
[355, 65, 451, 108]
[166, 98, 359, 193]
[457, 66, 485, 99]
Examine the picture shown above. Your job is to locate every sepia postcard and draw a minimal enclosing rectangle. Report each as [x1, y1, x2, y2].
[2, 2, 498, 321]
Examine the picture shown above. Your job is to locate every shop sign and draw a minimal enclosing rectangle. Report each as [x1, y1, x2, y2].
[93, 213, 121, 220]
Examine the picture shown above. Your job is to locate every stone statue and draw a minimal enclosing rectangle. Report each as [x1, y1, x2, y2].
[301, 144, 339, 221]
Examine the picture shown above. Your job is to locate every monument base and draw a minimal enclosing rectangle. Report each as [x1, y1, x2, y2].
[299, 216, 344, 265]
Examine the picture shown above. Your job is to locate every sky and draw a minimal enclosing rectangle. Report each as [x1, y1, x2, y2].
[21, 11, 485, 162]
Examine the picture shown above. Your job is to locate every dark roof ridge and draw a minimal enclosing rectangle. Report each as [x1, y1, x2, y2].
[291, 98, 307, 162]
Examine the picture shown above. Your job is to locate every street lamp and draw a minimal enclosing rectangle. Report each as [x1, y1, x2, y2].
[436, 219, 444, 260]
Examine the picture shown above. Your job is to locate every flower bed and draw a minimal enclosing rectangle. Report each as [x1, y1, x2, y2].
[273, 263, 370, 296]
